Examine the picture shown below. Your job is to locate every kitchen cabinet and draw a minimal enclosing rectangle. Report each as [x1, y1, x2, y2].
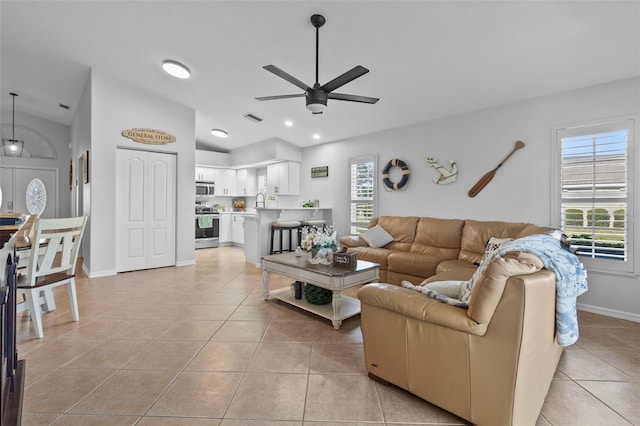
[232, 214, 245, 245]
[267, 162, 300, 195]
[236, 168, 257, 196]
[195, 166, 215, 182]
[214, 168, 237, 196]
[219, 213, 232, 243]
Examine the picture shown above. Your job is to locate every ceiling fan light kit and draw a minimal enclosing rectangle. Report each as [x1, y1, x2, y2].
[256, 14, 379, 114]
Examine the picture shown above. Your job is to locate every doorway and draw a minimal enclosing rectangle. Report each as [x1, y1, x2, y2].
[115, 148, 176, 272]
[0, 166, 58, 217]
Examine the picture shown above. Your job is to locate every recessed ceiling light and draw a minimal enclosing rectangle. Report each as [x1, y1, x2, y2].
[162, 60, 190, 79]
[211, 129, 229, 138]
[284, 120, 293, 127]
[312, 134, 320, 140]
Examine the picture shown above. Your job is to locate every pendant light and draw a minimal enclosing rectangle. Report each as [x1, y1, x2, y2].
[2, 93, 24, 157]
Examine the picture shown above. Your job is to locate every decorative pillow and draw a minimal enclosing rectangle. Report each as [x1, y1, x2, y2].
[360, 224, 394, 248]
[462, 237, 514, 303]
[402, 280, 468, 308]
[423, 280, 467, 299]
[485, 237, 513, 253]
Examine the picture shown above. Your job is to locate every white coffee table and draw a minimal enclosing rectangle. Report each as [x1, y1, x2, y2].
[262, 252, 380, 329]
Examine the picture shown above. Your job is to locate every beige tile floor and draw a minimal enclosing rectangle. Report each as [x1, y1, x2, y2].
[16, 247, 640, 425]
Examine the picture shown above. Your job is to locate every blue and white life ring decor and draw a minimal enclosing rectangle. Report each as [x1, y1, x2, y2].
[382, 159, 410, 191]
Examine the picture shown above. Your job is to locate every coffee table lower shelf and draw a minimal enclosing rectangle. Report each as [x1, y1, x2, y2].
[269, 287, 361, 324]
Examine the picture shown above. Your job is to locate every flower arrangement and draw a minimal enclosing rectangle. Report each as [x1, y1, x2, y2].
[300, 225, 338, 253]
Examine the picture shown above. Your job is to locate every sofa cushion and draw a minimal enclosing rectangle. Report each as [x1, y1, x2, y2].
[387, 252, 443, 279]
[339, 235, 369, 248]
[375, 216, 420, 251]
[422, 268, 476, 283]
[410, 217, 464, 259]
[435, 259, 478, 275]
[422, 280, 467, 299]
[458, 220, 533, 264]
[360, 224, 394, 248]
[345, 247, 394, 269]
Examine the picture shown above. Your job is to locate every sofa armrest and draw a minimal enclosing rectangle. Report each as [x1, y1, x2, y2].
[358, 283, 487, 336]
[339, 235, 369, 248]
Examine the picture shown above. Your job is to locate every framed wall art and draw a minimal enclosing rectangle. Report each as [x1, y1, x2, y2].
[69, 159, 73, 191]
[311, 166, 328, 178]
[83, 150, 89, 184]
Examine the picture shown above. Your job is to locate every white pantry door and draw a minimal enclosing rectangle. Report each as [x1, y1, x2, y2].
[116, 149, 176, 272]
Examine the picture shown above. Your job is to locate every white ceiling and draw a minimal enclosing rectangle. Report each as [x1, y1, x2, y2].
[1, 1, 638, 152]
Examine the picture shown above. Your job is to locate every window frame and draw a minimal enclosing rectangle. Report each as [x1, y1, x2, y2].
[348, 155, 377, 235]
[551, 115, 638, 276]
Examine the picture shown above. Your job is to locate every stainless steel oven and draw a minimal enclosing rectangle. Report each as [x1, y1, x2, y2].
[195, 210, 220, 249]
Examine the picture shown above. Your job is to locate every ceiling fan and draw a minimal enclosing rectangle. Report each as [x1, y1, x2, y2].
[256, 14, 379, 114]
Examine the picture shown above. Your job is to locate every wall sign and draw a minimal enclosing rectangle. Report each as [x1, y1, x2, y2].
[311, 166, 329, 178]
[121, 128, 176, 145]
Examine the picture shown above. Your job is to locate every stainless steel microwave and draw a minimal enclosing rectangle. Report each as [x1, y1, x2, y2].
[196, 182, 215, 196]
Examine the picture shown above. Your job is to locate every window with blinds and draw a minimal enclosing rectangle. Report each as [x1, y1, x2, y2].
[554, 118, 635, 274]
[349, 156, 376, 234]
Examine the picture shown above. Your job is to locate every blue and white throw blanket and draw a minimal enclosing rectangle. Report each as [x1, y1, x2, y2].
[403, 234, 587, 346]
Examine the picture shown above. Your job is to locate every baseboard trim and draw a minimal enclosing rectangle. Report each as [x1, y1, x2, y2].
[82, 264, 116, 278]
[578, 303, 640, 323]
[83, 262, 197, 276]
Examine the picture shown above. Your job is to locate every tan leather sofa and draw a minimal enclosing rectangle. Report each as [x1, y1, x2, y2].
[341, 216, 562, 426]
[340, 216, 552, 285]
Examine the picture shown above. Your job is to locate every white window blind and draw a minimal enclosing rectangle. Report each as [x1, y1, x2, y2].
[349, 156, 376, 234]
[555, 118, 635, 274]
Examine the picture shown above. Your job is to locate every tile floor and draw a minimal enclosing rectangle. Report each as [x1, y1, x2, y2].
[16, 247, 640, 425]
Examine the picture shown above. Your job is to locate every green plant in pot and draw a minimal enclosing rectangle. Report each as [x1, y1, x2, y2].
[304, 283, 332, 305]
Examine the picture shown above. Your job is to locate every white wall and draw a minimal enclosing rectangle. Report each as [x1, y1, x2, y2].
[1, 111, 72, 218]
[299, 77, 640, 320]
[71, 74, 92, 264]
[73, 69, 196, 277]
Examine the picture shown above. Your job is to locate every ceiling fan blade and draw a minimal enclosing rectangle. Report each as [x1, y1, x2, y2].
[255, 94, 305, 101]
[263, 65, 311, 91]
[320, 65, 369, 93]
[328, 92, 379, 104]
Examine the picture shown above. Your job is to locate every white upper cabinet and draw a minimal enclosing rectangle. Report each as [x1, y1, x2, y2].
[195, 166, 215, 182]
[267, 162, 300, 195]
[214, 168, 237, 196]
[236, 168, 257, 196]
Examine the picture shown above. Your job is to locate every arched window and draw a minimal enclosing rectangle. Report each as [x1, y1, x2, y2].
[0, 124, 57, 159]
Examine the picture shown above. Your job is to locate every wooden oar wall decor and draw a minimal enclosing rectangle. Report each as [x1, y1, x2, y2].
[468, 141, 525, 197]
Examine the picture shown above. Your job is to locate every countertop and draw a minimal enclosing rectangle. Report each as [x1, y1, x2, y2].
[255, 207, 331, 211]
[218, 211, 257, 215]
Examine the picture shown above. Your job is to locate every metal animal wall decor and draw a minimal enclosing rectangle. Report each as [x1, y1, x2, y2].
[425, 157, 458, 185]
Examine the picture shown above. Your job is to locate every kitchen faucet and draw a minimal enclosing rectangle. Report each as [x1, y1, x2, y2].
[256, 192, 266, 208]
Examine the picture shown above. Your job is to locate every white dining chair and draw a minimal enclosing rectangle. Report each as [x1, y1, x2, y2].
[16, 216, 87, 338]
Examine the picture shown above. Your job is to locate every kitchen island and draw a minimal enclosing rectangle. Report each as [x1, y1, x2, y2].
[218, 211, 257, 247]
[244, 207, 333, 266]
